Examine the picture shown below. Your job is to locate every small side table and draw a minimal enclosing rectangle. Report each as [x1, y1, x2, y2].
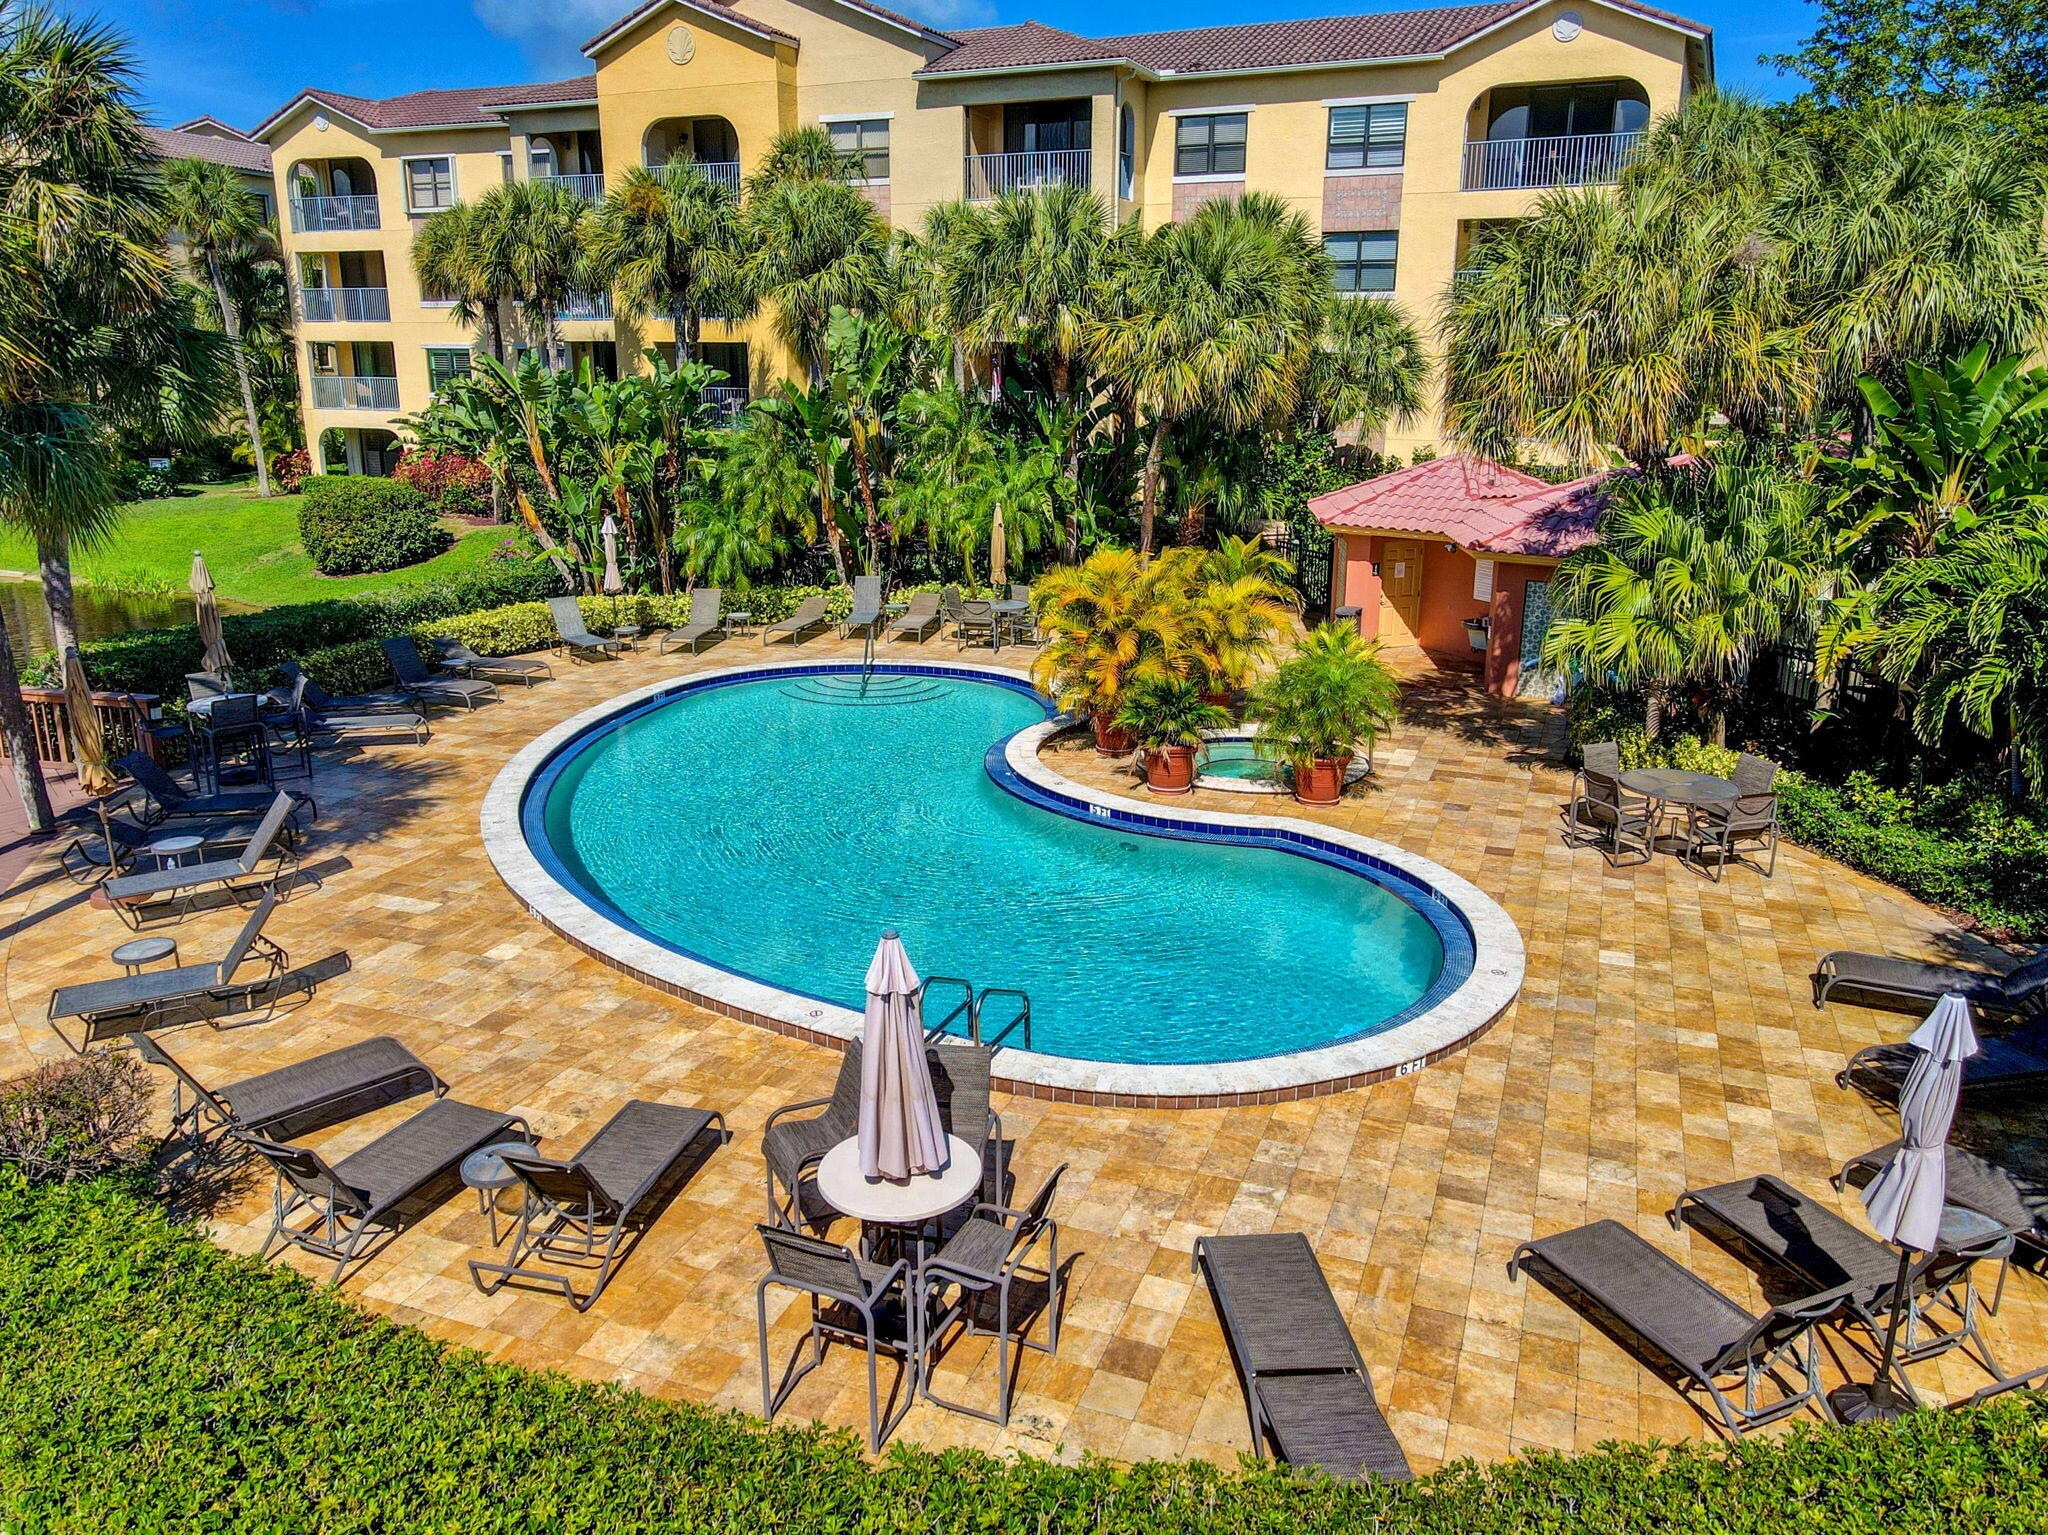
[146, 833, 206, 870]
[725, 611, 755, 636]
[461, 1139, 540, 1246]
[611, 624, 643, 651]
[111, 936, 178, 975]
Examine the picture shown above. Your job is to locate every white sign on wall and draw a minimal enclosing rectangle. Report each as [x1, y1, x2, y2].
[1473, 558, 1495, 602]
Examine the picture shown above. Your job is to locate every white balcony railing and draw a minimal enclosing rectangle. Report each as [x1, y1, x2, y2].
[645, 159, 742, 194]
[299, 286, 391, 323]
[703, 386, 748, 424]
[311, 374, 399, 411]
[556, 291, 613, 321]
[965, 150, 1091, 201]
[1461, 131, 1644, 191]
[538, 172, 606, 200]
[289, 194, 381, 233]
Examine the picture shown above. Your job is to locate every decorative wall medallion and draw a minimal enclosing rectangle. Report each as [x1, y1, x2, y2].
[1553, 10, 1583, 41]
[666, 24, 697, 64]
[313, 113, 330, 132]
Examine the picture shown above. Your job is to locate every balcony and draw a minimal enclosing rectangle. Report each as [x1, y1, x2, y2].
[966, 150, 1090, 201]
[310, 374, 399, 411]
[289, 195, 381, 233]
[703, 386, 748, 424]
[299, 286, 391, 324]
[1461, 131, 1644, 191]
[556, 291, 613, 322]
[645, 159, 741, 194]
[537, 172, 606, 201]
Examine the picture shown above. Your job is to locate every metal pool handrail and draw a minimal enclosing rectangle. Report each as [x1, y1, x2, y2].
[916, 975, 1033, 1052]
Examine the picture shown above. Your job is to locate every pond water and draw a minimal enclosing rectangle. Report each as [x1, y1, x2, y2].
[0, 579, 252, 668]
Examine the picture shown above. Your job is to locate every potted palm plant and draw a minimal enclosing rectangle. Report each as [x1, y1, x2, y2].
[1030, 549, 1184, 756]
[1181, 537, 1300, 712]
[1114, 677, 1231, 794]
[1247, 623, 1400, 806]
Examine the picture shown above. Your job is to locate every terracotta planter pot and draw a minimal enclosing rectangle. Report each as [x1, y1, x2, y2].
[1142, 744, 1197, 794]
[1091, 714, 1136, 757]
[1292, 754, 1352, 807]
[1202, 690, 1234, 712]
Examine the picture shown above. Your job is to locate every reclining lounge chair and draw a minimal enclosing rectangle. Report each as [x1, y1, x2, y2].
[274, 668, 429, 745]
[428, 634, 552, 686]
[131, 1030, 445, 1145]
[549, 596, 626, 662]
[101, 791, 300, 928]
[762, 594, 830, 646]
[885, 591, 942, 643]
[1812, 946, 2048, 1019]
[1841, 1014, 2048, 1105]
[838, 575, 882, 640]
[381, 636, 499, 711]
[658, 588, 724, 654]
[114, 752, 317, 830]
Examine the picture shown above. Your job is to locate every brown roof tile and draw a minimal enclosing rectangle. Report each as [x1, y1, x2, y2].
[143, 125, 272, 174]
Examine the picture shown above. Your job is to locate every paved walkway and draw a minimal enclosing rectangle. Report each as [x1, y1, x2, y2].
[1, 638, 2039, 1472]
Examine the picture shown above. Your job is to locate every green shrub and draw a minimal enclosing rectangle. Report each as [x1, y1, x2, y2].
[0, 1057, 152, 1185]
[413, 587, 851, 660]
[4, 1174, 2048, 1532]
[301, 638, 393, 696]
[298, 476, 452, 577]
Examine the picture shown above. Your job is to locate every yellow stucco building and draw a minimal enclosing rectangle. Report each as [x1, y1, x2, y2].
[252, 0, 1711, 473]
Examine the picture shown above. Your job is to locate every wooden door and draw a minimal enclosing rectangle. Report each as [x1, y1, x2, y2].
[1381, 539, 1424, 638]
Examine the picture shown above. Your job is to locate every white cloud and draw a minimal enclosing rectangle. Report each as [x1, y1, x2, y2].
[470, 0, 622, 73]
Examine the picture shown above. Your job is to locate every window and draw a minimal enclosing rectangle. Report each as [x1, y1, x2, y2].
[1174, 113, 1246, 178]
[826, 118, 890, 181]
[404, 156, 455, 213]
[1327, 103, 1406, 170]
[499, 151, 514, 184]
[528, 139, 557, 179]
[1325, 231, 1398, 293]
[425, 347, 471, 393]
[1003, 100, 1089, 154]
[1119, 104, 1135, 198]
[307, 341, 339, 374]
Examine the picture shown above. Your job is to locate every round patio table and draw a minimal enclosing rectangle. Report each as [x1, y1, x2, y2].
[815, 1134, 982, 1265]
[989, 599, 1031, 651]
[1617, 768, 1740, 854]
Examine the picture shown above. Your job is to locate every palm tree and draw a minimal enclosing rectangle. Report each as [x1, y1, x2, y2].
[1030, 547, 1189, 739]
[412, 200, 518, 362]
[1309, 292, 1425, 441]
[743, 176, 887, 378]
[742, 124, 859, 197]
[163, 156, 273, 495]
[499, 179, 592, 370]
[584, 162, 749, 364]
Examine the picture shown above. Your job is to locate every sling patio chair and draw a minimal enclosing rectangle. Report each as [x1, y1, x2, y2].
[657, 588, 725, 653]
[549, 596, 627, 662]
[244, 1097, 531, 1284]
[1560, 742, 1654, 867]
[885, 590, 943, 643]
[129, 1029, 445, 1145]
[469, 1099, 728, 1310]
[756, 1225, 916, 1452]
[763, 1042, 863, 1227]
[917, 1164, 1066, 1428]
[47, 889, 289, 1052]
[941, 588, 1000, 652]
[1840, 1012, 2048, 1105]
[274, 661, 413, 715]
[839, 575, 884, 639]
[380, 636, 499, 711]
[113, 752, 318, 831]
[762, 594, 830, 646]
[101, 790, 300, 929]
[56, 795, 210, 883]
[1835, 1139, 2046, 1313]
[273, 667, 429, 746]
[1193, 1232, 1412, 1482]
[1683, 752, 1781, 881]
[1509, 1218, 1860, 1439]
[428, 633, 553, 686]
[1812, 945, 2048, 1020]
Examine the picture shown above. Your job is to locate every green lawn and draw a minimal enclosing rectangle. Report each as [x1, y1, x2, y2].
[0, 480, 515, 609]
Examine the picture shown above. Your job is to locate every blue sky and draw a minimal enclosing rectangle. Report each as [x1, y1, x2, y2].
[92, 0, 1818, 132]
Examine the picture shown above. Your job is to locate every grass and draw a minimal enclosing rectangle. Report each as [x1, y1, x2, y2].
[0, 480, 517, 609]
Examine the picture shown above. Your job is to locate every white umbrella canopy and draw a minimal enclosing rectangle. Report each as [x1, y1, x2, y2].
[857, 930, 948, 1183]
[600, 515, 625, 596]
[1861, 993, 1979, 1252]
[190, 551, 231, 674]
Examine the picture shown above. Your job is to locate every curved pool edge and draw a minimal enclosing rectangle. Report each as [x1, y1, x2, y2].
[480, 659, 1525, 1108]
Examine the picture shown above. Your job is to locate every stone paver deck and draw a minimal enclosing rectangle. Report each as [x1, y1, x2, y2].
[1, 637, 2040, 1472]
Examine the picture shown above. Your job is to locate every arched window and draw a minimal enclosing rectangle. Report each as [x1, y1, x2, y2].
[528, 137, 557, 179]
[1118, 104, 1135, 199]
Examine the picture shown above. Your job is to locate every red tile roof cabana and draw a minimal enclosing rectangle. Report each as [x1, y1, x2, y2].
[1309, 454, 1613, 697]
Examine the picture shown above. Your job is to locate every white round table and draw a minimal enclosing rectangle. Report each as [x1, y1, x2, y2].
[814, 1134, 982, 1228]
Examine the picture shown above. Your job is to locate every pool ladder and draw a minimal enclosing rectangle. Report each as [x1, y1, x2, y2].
[918, 976, 1032, 1052]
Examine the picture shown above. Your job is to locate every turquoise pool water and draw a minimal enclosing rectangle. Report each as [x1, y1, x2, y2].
[532, 670, 1449, 1065]
[1200, 739, 1284, 783]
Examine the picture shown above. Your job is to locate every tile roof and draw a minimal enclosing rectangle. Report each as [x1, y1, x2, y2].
[1308, 453, 1613, 558]
[143, 125, 272, 174]
[921, 0, 1706, 75]
[257, 77, 597, 137]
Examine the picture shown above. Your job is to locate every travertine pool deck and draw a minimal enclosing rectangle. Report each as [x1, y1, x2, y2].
[1, 635, 2040, 1472]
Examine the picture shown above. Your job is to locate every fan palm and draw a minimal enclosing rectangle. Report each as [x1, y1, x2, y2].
[742, 176, 887, 378]
[498, 179, 592, 370]
[1309, 292, 1425, 440]
[583, 162, 749, 363]
[411, 199, 518, 362]
[162, 156, 273, 494]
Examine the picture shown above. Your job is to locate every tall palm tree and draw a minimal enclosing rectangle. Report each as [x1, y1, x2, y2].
[499, 178, 591, 370]
[743, 176, 887, 378]
[583, 162, 750, 363]
[163, 155, 273, 495]
[412, 200, 518, 362]
[1309, 292, 1425, 441]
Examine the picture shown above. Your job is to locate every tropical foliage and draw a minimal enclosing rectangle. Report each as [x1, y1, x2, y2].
[1248, 623, 1402, 770]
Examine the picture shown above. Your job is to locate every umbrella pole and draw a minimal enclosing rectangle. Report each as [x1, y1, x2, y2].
[1874, 1245, 1922, 1407]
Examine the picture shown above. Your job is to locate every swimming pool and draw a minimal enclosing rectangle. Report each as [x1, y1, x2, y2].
[488, 662, 1524, 1101]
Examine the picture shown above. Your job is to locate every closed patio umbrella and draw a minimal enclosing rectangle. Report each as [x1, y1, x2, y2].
[858, 930, 948, 1184]
[190, 551, 230, 674]
[600, 514, 625, 628]
[62, 646, 115, 796]
[988, 501, 1006, 589]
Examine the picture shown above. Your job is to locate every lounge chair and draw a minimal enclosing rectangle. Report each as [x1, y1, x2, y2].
[130, 1029, 444, 1145]
[1836, 1139, 2046, 1300]
[1561, 742, 1653, 866]
[761, 594, 830, 646]
[1509, 1219, 1856, 1439]
[381, 636, 498, 711]
[658, 588, 724, 654]
[275, 661, 411, 715]
[113, 752, 318, 830]
[469, 1100, 727, 1310]
[273, 672, 429, 747]
[428, 634, 552, 686]
[1841, 1013, 2048, 1105]
[838, 575, 883, 639]
[549, 596, 625, 662]
[1813, 946, 2048, 1019]
[941, 588, 1000, 651]
[47, 889, 289, 1052]
[1683, 752, 1781, 881]
[101, 790, 299, 928]
[1193, 1232, 1412, 1482]
[885, 590, 942, 643]
[246, 1098, 530, 1283]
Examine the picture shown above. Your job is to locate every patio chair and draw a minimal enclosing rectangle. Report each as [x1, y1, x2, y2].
[192, 693, 270, 791]
[1835, 1139, 2045, 1309]
[657, 588, 724, 654]
[762, 594, 830, 646]
[428, 634, 553, 686]
[1840, 1012, 2048, 1106]
[129, 1029, 444, 1145]
[275, 661, 412, 715]
[272, 670, 429, 747]
[1560, 745, 1653, 866]
[1670, 1173, 2019, 1380]
[885, 591, 942, 643]
[1194, 1232, 1412, 1482]
[549, 596, 626, 662]
[929, 1038, 1003, 1204]
[1005, 585, 1041, 646]
[47, 889, 289, 1052]
[380, 636, 498, 711]
[762, 1042, 863, 1227]
[101, 790, 299, 928]
[184, 671, 230, 704]
[113, 752, 318, 830]
[469, 1100, 728, 1310]
[1509, 1219, 1858, 1439]
[941, 588, 999, 651]
[245, 1097, 530, 1284]
[1683, 752, 1781, 881]
[918, 1164, 1066, 1427]
[1812, 945, 2048, 1019]
[839, 575, 883, 639]
[756, 1225, 915, 1452]
[57, 796, 179, 883]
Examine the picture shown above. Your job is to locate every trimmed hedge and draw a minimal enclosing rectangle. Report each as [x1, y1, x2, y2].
[3, 1173, 2047, 1532]
[298, 476, 452, 576]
